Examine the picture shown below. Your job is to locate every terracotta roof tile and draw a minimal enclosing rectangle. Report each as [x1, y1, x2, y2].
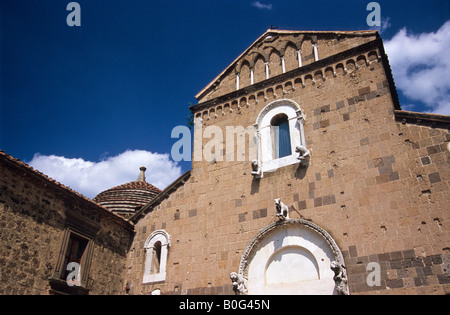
[92, 174, 162, 219]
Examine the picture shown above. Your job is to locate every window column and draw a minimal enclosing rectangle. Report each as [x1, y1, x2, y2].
[297, 50, 302, 67]
[313, 43, 319, 61]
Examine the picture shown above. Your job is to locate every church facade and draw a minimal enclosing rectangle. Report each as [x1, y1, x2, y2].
[1, 29, 449, 295]
[124, 29, 450, 295]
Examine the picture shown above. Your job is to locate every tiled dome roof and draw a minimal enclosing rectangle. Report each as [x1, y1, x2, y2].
[93, 167, 161, 219]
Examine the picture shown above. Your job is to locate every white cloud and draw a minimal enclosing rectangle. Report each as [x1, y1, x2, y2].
[380, 17, 391, 35]
[28, 150, 183, 199]
[384, 21, 450, 115]
[252, 1, 273, 10]
[369, 17, 391, 35]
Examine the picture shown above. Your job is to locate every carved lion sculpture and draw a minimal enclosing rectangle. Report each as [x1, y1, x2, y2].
[230, 272, 248, 295]
[251, 159, 262, 178]
[330, 261, 349, 295]
[274, 198, 289, 220]
[295, 145, 311, 166]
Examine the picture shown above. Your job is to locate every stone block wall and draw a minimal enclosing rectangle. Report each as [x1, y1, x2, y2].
[124, 36, 449, 295]
[197, 31, 378, 103]
[0, 153, 134, 295]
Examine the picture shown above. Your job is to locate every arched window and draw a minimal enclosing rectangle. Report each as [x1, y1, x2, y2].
[254, 99, 306, 175]
[143, 230, 170, 283]
[150, 241, 162, 275]
[271, 114, 292, 159]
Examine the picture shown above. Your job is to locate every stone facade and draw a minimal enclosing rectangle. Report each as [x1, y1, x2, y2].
[1, 29, 449, 295]
[0, 152, 134, 295]
[124, 29, 450, 295]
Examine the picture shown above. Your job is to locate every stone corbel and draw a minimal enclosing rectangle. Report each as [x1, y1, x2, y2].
[230, 272, 248, 295]
[275, 198, 289, 221]
[295, 145, 311, 166]
[330, 261, 349, 295]
[251, 160, 263, 179]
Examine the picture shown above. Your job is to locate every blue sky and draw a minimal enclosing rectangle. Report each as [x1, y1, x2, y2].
[1, 0, 449, 198]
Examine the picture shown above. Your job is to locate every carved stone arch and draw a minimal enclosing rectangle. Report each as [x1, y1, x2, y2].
[248, 94, 257, 106]
[255, 98, 302, 128]
[257, 91, 265, 104]
[237, 219, 348, 295]
[294, 77, 304, 89]
[283, 41, 300, 72]
[237, 59, 252, 73]
[357, 55, 368, 67]
[265, 87, 275, 101]
[239, 60, 252, 87]
[314, 70, 324, 82]
[346, 59, 357, 71]
[284, 81, 293, 93]
[251, 48, 269, 63]
[275, 84, 283, 97]
[254, 53, 267, 83]
[368, 50, 379, 62]
[240, 97, 248, 109]
[143, 229, 171, 284]
[144, 229, 170, 249]
[325, 66, 335, 79]
[268, 48, 282, 77]
[209, 107, 217, 118]
[280, 40, 296, 52]
[335, 63, 345, 75]
[264, 46, 280, 57]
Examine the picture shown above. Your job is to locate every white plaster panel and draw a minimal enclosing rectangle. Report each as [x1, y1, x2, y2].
[247, 225, 336, 295]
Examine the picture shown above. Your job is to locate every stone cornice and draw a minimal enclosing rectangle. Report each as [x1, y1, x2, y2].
[394, 110, 450, 128]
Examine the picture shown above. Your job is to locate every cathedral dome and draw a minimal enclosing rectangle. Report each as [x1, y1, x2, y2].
[93, 166, 161, 219]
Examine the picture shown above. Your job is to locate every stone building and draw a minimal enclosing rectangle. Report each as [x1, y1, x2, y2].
[0, 151, 134, 295]
[124, 29, 450, 295]
[1, 29, 449, 295]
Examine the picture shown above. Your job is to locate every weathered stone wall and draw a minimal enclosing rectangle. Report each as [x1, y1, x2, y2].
[0, 153, 134, 295]
[197, 31, 378, 103]
[124, 34, 449, 295]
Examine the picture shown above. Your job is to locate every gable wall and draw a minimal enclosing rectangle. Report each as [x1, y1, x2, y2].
[197, 32, 378, 103]
[125, 35, 450, 295]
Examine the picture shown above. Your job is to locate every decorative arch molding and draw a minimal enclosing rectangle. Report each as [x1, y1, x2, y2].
[236, 219, 348, 295]
[255, 98, 303, 128]
[144, 229, 171, 249]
